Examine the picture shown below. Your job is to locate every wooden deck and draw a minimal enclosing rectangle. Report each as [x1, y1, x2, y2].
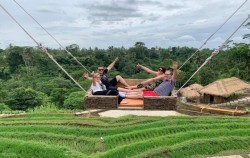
[191, 104, 247, 116]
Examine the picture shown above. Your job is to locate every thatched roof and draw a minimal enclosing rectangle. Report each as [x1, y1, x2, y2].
[189, 83, 203, 91]
[199, 77, 250, 97]
[180, 87, 200, 99]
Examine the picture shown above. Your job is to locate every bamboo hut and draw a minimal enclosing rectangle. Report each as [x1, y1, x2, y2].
[199, 77, 250, 104]
[189, 83, 203, 91]
[180, 87, 200, 100]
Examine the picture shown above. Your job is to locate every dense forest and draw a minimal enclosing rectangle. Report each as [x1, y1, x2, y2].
[0, 30, 249, 112]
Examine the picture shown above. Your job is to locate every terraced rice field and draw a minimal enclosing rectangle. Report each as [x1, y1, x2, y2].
[0, 113, 250, 158]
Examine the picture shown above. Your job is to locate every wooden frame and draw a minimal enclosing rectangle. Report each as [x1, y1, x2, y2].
[144, 96, 177, 110]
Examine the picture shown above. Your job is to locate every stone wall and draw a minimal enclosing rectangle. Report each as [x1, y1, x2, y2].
[144, 96, 177, 110]
[84, 96, 117, 109]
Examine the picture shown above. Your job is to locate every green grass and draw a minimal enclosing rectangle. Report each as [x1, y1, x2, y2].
[0, 113, 250, 157]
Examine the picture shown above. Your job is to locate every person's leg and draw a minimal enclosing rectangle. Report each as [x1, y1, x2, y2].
[126, 85, 137, 89]
[115, 75, 130, 87]
[93, 90, 118, 95]
[93, 90, 109, 95]
[118, 96, 125, 104]
[109, 77, 118, 87]
[106, 90, 119, 95]
[117, 87, 141, 92]
[126, 91, 142, 95]
[125, 91, 143, 98]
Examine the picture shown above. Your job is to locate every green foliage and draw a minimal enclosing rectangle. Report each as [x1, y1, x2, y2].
[34, 50, 58, 75]
[51, 77, 74, 88]
[50, 88, 67, 108]
[30, 103, 77, 113]
[132, 72, 151, 79]
[0, 103, 10, 113]
[79, 79, 91, 90]
[0, 42, 249, 110]
[0, 68, 10, 80]
[0, 89, 8, 103]
[5, 87, 42, 111]
[6, 46, 24, 73]
[63, 91, 85, 110]
[0, 115, 250, 157]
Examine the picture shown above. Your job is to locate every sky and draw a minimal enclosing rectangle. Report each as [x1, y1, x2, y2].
[0, 0, 249, 50]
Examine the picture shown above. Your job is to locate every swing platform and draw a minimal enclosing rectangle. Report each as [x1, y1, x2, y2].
[84, 79, 177, 110]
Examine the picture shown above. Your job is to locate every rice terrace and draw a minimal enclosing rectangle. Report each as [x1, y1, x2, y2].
[0, 113, 250, 158]
[1, 0, 250, 157]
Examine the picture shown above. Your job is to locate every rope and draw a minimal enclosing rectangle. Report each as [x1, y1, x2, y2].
[178, 0, 248, 70]
[13, 0, 91, 74]
[177, 15, 250, 94]
[0, 4, 86, 92]
[39, 45, 86, 92]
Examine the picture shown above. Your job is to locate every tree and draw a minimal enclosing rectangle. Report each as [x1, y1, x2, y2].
[50, 88, 67, 107]
[6, 46, 24, 73]
[132, 42, 148, 59]
[0, 103, 10, 113]
[6, 87, 42, 111]
[243, 22, 250, 40]
[63, 91, 85, 109]
[227, 43, 250, 80]
[66, 44, 80, 54]
[134, 42, 145, 47]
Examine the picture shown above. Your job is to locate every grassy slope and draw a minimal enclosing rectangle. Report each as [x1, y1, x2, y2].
[0, 113, 250, 158]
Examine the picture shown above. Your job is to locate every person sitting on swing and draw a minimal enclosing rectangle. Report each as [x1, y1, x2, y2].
[129, 62, 178, 97]
[129, 64, 167, 90]
[84, 57, 132, 91]
[90, 73, 142, 103]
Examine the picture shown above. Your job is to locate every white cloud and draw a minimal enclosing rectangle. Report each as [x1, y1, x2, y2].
[174, 35, 196, 42]
[0, 0, 249, 49]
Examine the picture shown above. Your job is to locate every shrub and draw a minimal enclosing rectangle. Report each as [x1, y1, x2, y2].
[50, 88, 68, 108]
[5, 87, 42, 111]
[30, 103, 60, 113]
[36, 91, 51, 106]
[0, 103, 11, 113]
[63, 91, 85, 110]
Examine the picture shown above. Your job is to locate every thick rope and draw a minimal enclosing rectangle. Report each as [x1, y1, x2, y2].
[13, 0, 90, 74]
[177, 15, 250, 94]
[0, 4, 86, 92]
[178, 0, 248, 70]
[39, 45, 87, 92]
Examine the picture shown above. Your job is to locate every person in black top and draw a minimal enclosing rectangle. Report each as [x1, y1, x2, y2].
[84, 57, 135, 104]
[84, 57, 132, 91]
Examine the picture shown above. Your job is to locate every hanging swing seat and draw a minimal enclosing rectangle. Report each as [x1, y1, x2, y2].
[84, 79, 177, 110]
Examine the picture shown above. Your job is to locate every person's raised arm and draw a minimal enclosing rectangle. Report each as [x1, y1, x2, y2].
[137, 63, 158, 76]
[83, 72, 93, 81]
[137, 74, 166, 88]
[107, 57, 118, 71]
[172, 62, 178, 81]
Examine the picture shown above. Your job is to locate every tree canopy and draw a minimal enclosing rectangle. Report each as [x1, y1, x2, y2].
[0, 39, 249, 110]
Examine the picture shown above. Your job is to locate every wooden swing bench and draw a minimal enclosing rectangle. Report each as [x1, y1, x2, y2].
[84, 79, 177, 110]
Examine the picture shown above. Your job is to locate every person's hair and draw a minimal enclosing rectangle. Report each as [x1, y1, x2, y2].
[159, 66, 167, 73]
[92, 73, 100, 86]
